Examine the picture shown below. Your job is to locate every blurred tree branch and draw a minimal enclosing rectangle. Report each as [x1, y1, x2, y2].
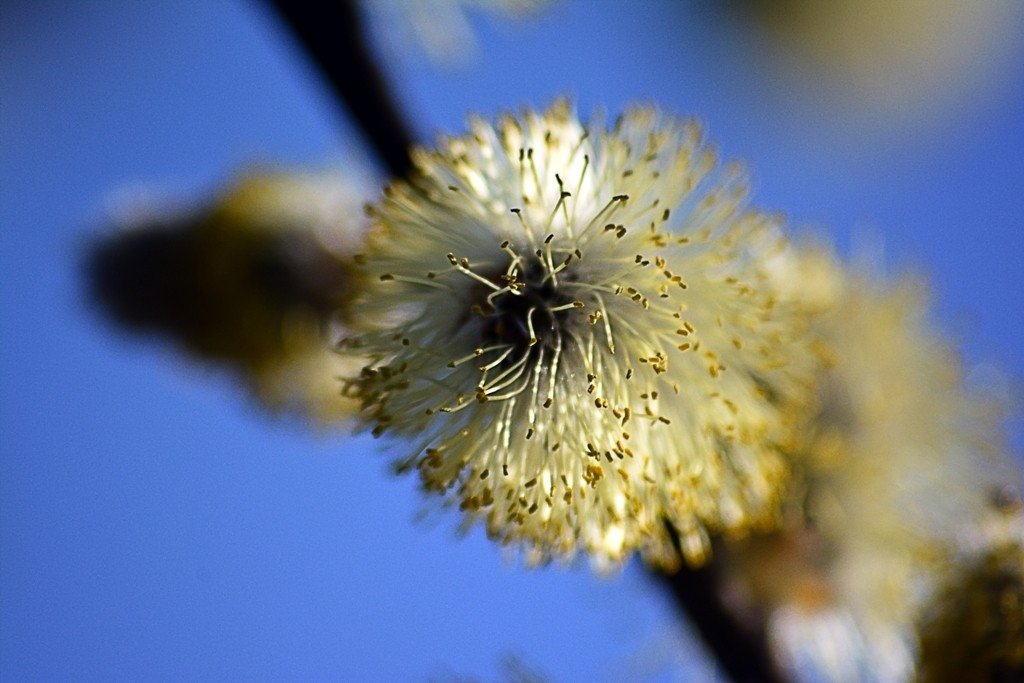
[268, 0, 414, 178]
[662, 530, 784, 683]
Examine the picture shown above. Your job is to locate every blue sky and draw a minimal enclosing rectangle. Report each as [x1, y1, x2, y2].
[2, 1, 1022, 679]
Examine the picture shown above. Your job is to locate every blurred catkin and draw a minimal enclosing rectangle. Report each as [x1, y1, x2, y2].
[88, 169, 375, 423]
[719, 244, 1019, 681]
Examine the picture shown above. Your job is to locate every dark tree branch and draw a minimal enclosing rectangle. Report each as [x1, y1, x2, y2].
[658, 530, 786, 683]
[267, 0, 415, 178]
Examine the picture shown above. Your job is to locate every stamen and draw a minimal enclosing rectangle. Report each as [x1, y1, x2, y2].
[541, 233, 558, 286]
[579, 194, 629, 240]
[448, 253, 504, 292]
[509, 208, 537, 249]
[447, 345, 507, 368]
[544, 331, 563, 408]
[570, 153, 590, 225]
[593, 294, 615, 353]
[478, 346, 516, 371]
[527, 148, 543, 200]
[525, 307, 539, 346]
[380, 273, 453, 290]
[549, 301, 585, 313]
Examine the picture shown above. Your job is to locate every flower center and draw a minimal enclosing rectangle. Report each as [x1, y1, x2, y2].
[480, 256, 578, 353]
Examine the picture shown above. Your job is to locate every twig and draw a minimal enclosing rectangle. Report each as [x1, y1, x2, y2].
[658, 529, 786, 683]
[267, 0, 415, 178]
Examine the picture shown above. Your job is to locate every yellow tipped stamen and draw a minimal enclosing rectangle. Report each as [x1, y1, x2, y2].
[525, 307, 539, 346]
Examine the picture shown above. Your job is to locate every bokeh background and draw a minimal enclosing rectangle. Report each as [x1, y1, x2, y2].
[2, 1, 1022, 679]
